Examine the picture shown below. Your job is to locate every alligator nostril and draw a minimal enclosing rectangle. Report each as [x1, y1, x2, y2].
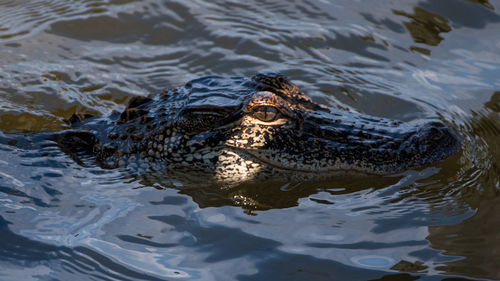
[429, 127, 444, 141]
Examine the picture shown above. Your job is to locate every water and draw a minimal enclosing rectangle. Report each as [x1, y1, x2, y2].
[0, 0, 499, 280]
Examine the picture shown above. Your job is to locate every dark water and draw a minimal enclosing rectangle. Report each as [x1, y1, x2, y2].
[1, 0, 499, 280]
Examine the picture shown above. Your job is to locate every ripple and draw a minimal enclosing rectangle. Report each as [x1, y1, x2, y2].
[0, 0, 111, 42]
[1, 0, 500, 280]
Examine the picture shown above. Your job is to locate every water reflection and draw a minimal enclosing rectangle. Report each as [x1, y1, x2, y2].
[392, 0, 500, 56]
[393, 7, 451, 47]
[427, 91, 500, 280]
[418, 0, 500, 29]
[136, 173, 403, 210]
[468, 0, 495, 10]
[1, 0, 500, 279]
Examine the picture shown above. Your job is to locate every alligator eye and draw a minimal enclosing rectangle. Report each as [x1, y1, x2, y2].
[252, 106, 279, 122]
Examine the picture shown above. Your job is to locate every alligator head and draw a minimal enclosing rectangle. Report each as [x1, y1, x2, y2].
[64, 73, 461, 183]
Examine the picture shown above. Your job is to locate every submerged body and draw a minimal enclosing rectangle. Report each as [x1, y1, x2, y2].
[58, 73, 461, 183]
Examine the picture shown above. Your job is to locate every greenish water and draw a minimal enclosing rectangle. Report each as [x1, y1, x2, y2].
[0, 0, 499, 280]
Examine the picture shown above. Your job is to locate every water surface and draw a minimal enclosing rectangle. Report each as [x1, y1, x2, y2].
[1, 0, 499, 280]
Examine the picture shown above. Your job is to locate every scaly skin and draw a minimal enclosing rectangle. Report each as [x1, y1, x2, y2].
[57, 73, 461, 183]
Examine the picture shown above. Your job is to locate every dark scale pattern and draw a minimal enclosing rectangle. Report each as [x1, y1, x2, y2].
[58, 72, 461, 181]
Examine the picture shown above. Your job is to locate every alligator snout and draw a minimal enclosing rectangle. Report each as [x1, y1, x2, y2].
[409, 121, 461, 164]
[298, 109, 461, 175]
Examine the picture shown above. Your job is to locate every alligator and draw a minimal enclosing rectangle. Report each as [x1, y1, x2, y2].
[57, 73, 461, 183]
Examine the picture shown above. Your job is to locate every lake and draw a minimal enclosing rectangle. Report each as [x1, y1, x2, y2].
[0, 0, 499, 280]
